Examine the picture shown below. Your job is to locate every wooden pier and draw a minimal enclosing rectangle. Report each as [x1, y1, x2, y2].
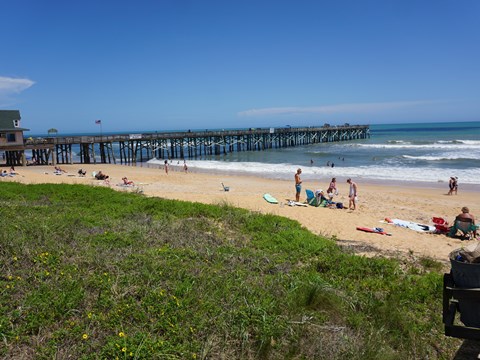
[3, 125, 370, 166]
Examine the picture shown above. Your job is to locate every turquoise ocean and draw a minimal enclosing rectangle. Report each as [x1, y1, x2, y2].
[31, 121, 480, 186]
[146, 121, 480, 186]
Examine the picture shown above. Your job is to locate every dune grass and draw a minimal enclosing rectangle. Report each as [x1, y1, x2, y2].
[0, 182, 459, 359]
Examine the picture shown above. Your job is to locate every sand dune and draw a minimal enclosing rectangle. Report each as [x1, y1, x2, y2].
[4, 163, 479, 264]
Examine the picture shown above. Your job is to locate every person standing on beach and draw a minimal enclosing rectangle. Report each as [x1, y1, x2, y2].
[295, 168, 302, 202]
[454, 177, 458, 195]
[448, 177, 455, 195]
[327, 177, 337, 199]
[164, 160, 169, 175]
[347, 178, 357, 210]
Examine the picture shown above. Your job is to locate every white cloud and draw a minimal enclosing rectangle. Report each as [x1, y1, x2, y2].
[0, 76, 35, 106]
[238, 100, 440, 117]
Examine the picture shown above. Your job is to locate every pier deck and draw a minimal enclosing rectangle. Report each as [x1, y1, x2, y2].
[1, 125, 369, 166]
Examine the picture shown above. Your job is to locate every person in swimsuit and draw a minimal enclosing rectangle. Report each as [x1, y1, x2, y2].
[327, 177, 337, 199]
[448, 177, 455, 195]
[347, 178, 357, 210]
[295, 168, 302, 202]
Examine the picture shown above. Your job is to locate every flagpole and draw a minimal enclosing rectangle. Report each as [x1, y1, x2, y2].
[96, 120, 103, 138]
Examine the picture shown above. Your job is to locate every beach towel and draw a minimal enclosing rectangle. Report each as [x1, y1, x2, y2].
[357, 227, 392, 236]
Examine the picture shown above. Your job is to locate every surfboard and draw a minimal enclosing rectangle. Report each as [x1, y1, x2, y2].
[356, 227, 391, 236]
[293, 201, 308, 207]
[263, 193, 278, 204]
[385, 218, 435, 233]
[287, 200, 308, 207]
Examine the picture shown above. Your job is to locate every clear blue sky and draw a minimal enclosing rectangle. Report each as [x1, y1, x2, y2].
[1, 0, 479, 134]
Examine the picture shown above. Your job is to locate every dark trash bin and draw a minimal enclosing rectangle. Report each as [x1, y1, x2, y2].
[450, 249, 480, 328]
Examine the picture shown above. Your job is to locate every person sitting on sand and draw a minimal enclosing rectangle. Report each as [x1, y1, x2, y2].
[122, 177, 134, 185]
[9, 166, 18, 176]
[315, 189, 329, 205]
[95, 171, 109, 180]
[1, 170, 8, 177]
[54, 166, 66, 174]
[78, 169, 87, 176]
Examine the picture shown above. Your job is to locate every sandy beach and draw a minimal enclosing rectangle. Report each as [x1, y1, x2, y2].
[3, 163, 479, 264]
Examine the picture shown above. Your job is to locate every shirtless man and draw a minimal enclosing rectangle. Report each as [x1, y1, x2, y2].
[456, 207, 477, 236]
[347, 178, 357, 210]
[295, 168, 302, 202]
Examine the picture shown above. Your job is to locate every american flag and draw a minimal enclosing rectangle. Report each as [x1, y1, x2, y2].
[95, 120, 102, 124]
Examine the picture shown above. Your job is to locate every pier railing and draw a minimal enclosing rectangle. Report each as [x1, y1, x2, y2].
[7, 125, 370, 166]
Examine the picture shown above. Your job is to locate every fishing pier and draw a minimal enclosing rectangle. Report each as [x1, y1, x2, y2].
[4, 125, 370, 166]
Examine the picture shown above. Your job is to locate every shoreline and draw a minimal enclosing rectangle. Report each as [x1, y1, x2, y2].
[3, 163, 479, 263]
[141, 162, 480, 193]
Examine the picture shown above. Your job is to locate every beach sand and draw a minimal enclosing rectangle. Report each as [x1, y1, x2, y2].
[4, 164, 479, 264]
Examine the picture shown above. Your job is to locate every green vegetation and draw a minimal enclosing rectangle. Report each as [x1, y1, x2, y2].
[0, 183, 459, 359]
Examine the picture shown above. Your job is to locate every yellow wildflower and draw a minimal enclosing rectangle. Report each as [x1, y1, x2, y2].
[82, 334, 88, 340]
[118, 332, 125, 337]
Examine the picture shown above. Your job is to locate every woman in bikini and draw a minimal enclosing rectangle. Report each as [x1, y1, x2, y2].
[327, 177, 337, 199]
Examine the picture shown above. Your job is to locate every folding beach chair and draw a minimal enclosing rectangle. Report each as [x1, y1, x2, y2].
[221, 183, 230, 192]
[305, 189, 319, 206]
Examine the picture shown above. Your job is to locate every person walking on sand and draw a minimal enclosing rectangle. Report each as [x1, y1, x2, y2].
[295, 168, 302, 202]
[164, 160, 169, 175]
[454, 177, 458, 195]
[347, 178, 357, 210]
[448, 177, 455, 195]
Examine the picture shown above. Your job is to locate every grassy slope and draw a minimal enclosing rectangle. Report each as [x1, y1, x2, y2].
[0, 183, 459, 359]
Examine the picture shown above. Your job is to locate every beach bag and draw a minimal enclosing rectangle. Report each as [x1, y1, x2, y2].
[336, 202, 344, 209]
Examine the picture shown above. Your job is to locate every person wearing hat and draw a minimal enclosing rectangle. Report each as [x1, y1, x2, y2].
[315, 189, 328, 205]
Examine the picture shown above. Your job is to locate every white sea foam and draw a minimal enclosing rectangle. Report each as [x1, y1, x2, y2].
[457, 140, 480, 145]
[147, 158, 480, 184]
[402, 154, 479, 161]
[354, 143, 480, 150]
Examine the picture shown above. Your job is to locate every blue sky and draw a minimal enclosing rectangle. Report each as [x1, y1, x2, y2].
[1, 0, 479, 134]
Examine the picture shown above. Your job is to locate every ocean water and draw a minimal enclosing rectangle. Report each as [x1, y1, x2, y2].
[148, 121, 480, 186]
